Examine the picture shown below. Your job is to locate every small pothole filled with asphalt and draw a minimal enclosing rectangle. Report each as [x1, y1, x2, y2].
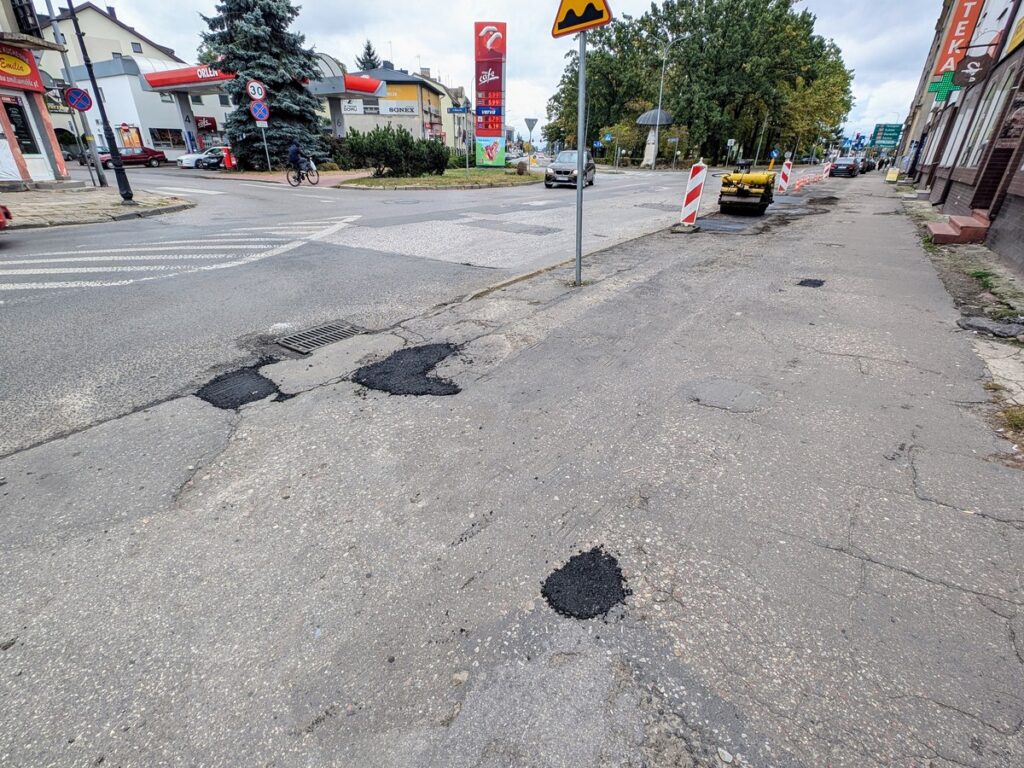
[196, 362, 291, 410]
[798, 279, 826, 288]
[542, 547, 630, 620]
[351, 343, 461, 396]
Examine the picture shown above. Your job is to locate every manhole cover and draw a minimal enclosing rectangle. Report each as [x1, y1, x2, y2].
[351, 343, 461, 396]
[797, 279, 825, 288]
[196, 367, 281, 409]
[278, 321, 365, 355]
[542, 547, 630, 620]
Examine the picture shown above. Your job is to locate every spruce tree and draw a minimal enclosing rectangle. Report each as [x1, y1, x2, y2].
[202, 0, 324, 170]
[355, 40, 381, 71]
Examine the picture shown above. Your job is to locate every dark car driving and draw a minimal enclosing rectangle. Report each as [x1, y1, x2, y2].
[545, 150, 596, 188]
[830, 158, 859, 177]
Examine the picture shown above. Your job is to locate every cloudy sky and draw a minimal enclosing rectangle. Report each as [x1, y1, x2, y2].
[52, 0, 943, 137]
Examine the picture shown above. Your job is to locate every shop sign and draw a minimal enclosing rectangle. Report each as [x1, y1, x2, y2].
[476, 62, 502, 92]
[380, 101, 418, 116]
[1007, 4, 1024, 55]
[341, 99, 364, 115]
[934, 0, 985, 76]
[195, 116, 217, 131]
[0, 44, 45, 92]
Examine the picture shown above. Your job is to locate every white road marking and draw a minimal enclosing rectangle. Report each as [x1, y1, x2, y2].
[523, 200, 555, 206]
[21, 244, 258, 257]
[0, 216, 360, 293]
[0, 264, 189, 275]
[151, 186, 226, 196]
[1, 253, 241, 266]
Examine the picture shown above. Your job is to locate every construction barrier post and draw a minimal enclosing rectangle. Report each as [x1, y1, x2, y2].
[777, 160, 793, 193]
[676, 159, 708, 231]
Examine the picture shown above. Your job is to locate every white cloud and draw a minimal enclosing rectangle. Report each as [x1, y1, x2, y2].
[48, 0, 944, 138]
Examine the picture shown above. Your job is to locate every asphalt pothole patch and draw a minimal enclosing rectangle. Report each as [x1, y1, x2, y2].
[542, 547, 630, 620]
[351, 343, 461, 396]
[196, 364, 289, 409]
[798, 279, 826, 288]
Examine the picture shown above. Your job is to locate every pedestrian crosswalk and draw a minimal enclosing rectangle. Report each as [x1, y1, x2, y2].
[1, 216, 359, 293]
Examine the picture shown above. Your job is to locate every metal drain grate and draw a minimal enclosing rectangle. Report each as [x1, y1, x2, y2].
[278, 321, 365, 354]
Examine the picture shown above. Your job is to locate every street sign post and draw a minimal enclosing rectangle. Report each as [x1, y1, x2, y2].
[552, 0, 613, 286]
[525, 117, 538, 166]
[64, 86, 92, 112]
[447, 106, 468, 113]
[246, 79, 267, 101]
[249, 100, 272, 171]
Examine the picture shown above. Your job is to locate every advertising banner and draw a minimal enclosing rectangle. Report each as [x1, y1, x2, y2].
[475, 21, 507, 168]
[1010, 4, 1024, 54]
[953, 0, 1018, 85]
[476, 136, 506, 166]
[0, 43, 45, 92]
[934, 0, 985, 76]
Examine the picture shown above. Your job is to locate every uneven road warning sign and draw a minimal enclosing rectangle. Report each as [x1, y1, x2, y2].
[552, 0, 613, 38]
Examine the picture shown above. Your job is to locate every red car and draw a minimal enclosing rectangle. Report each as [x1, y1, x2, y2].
[0, 205, 10, 231]
[89, 146, 168, 169]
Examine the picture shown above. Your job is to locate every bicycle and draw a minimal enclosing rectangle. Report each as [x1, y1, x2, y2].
[286, 158, 319, 187]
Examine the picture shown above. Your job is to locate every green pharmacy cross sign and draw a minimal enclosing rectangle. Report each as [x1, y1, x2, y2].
[928, 71, 962, 103]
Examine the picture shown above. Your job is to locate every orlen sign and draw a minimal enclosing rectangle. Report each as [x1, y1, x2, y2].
[934, 0, 984, 76]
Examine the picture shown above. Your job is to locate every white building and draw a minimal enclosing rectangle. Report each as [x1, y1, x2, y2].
[37, 3, 233, 158]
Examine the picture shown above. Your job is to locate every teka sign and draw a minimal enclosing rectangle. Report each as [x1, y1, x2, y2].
[934, 0, 984, 76]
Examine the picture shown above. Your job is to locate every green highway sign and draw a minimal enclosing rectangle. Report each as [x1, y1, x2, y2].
[870, 123, 903, 148]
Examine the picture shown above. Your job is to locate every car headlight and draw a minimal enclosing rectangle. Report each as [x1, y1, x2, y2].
[570, 169, 577, 175]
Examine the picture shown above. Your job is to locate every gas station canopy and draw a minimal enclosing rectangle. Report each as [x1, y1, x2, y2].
[143, 66, 386, 99]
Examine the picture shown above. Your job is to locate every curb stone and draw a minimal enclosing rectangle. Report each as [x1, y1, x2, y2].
[8, 201, 196, 230]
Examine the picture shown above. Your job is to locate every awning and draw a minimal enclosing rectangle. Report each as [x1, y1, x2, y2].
[144, 66, 385, 99]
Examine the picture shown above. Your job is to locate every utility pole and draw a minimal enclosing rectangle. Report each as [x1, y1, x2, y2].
[66, 3, 132, 201]
[44, 0, 105, 186]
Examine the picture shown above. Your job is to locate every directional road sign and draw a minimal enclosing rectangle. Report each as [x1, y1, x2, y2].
[246, 80, 267, 101]
[604, 133, 613, 142]
[64, 87, 92, 112]
[447, 106, 468, 113]
[552, 0, 614, 38]
[770, 148, 780, 159]
[249, 100, 270, 121]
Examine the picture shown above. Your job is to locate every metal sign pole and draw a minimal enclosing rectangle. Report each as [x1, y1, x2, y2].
[261, 127, 272, 172]
[575, 31, 586, 287]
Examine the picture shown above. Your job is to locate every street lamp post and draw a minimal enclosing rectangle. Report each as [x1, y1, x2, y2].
[66, 3, 132, 202]
[653, 34, 684, 172]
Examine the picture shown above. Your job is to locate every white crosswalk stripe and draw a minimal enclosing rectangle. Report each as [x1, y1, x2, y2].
[149, 186, 226, 196]
[1, 216, 360, 293]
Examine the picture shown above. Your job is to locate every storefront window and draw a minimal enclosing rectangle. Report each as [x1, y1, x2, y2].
[940, 101, 976, 167]
[149, 128, 185, 149]
[960, 66, 1018, 168]
[2, 97, 40, 155]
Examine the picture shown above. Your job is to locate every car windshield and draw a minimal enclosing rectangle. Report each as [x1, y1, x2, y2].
[555, 151, 577, 163]
[837, 158, 856, 165]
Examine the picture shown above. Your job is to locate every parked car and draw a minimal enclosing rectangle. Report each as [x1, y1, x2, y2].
[545, 150, 596, 188]
[830, 157, 859, 177]
[177, 147, 227, 169]
[857, 156, 876, 173]
[0, 204, 11, 231]
[800, 155, 820, 164]
[83, 146, 167, 169]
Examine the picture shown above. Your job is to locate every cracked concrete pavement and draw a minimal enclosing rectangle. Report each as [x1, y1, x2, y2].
[1, 177, 1022, 767]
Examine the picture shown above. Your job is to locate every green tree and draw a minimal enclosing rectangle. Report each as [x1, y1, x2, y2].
[202, 0, 325, 170]
[356, 39, 382, 71]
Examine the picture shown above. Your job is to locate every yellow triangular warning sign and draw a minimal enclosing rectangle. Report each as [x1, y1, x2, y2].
[552, 0, 613, 38]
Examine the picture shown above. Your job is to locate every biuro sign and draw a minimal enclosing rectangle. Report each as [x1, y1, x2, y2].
[934, 0, 984, 76]
[0, 44, 44, 92]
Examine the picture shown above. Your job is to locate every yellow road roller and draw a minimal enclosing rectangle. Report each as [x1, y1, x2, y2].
[718, 160, 776, 216]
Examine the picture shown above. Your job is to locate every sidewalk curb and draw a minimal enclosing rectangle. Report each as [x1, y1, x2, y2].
[8, 201, 195, 230]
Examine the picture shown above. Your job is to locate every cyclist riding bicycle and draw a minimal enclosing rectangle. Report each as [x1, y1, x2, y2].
[287, 140, 307, 173]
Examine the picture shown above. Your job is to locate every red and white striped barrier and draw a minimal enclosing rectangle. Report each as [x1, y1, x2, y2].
[821, 162, 832, 179]
[679, 160, 708, 227]
[776, 160, 793, 193]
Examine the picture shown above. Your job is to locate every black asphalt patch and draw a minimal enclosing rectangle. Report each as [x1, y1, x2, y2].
[351, 343, 461, 396]
[196, 366, 282, 409]
[542, 547, 630, 620]
[798, 279, 826, 288]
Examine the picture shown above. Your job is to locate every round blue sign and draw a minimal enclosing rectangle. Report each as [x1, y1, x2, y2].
[249, 99, 270, 121]
[64, 87, 93, 112]
[770, 149, 780, 159]
[604, 133, 613, 142]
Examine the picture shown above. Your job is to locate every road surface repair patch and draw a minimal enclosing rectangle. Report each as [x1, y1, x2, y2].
[195, 366, 284, 410]
[351, 343, 461, 396]
[542, 547, 630, 620]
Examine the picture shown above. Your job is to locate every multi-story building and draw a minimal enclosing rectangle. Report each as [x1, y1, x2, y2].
[342, 62, 446, 140]
[0, 0, 69, 184]
[36, 3, 234, 158]
[414, 70, 473, 155]
[911, 0, 1024, 271]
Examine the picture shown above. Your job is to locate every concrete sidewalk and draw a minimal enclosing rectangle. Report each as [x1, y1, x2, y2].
[1, 178, 1021, 767]
[2, 187, 192, 228]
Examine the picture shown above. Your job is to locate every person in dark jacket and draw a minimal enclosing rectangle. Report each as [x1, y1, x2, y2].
[287, 140, 305, 171]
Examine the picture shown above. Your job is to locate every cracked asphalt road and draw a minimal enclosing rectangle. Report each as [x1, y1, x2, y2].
[1, 177, 1022, 767]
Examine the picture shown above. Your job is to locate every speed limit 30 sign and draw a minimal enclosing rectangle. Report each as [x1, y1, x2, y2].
[245, 79, 267, 101]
